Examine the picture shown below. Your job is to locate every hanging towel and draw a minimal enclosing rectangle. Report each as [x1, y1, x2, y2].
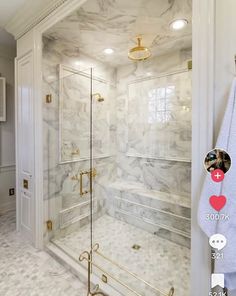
[198, 78, 236, 290]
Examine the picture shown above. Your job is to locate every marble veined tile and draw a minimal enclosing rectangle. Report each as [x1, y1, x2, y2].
[127, 71, 191, 160]
[115, 49, 192, 197]
[53, 214, 190, 296]
[0, 211, 87, 296]
[44, 0, 192, 67]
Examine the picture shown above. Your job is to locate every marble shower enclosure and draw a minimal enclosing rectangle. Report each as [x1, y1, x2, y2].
[43, 35, 192, 247]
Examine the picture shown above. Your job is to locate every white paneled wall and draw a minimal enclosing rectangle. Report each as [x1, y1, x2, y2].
[16, 51, 35, 243]
[0, 45, 16, 213]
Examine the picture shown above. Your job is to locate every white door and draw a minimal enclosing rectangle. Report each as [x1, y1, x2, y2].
[16, 52, 35, 243]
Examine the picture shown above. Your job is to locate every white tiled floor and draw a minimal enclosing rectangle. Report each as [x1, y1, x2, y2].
[53, 214, 190, 296]
[0, 209, 190, 296]
[0, 210, 87, 296]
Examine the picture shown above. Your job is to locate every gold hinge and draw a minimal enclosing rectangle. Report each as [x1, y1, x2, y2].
[46, 94, 52, 103]
[23, 179, 29, 189]
[187, 60, 192, 70]
[101, 274, 108, 284]
[46, 220, 53, 231]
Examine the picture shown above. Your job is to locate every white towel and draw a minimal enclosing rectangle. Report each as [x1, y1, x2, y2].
[198, 78, 236, 290]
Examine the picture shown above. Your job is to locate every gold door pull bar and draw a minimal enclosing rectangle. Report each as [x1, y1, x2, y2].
[80, 168, 97, 196]
[80, 171, 88, 196]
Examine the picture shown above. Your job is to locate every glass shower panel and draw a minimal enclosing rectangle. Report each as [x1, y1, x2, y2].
[44, 67, 95, 265]
[44, 65, 116, 295]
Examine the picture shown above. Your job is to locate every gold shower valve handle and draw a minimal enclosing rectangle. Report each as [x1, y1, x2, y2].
[71, 175, 79, 181]
[71, 148, 80, 156]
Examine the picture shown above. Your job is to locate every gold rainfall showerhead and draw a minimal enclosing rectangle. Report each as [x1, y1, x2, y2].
[128, 36, 151, 61]
[92, 93, 105, 102]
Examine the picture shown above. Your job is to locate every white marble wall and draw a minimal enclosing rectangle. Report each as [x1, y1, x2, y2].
[42, 37, 117, 241]
[116, 49, 192, 197]
[127, 72, 191, 160]
[59, 65, 113, 161]
[43, 36, 191, 245]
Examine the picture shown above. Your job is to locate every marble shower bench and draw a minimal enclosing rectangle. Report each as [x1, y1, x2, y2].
[106, 181, 191, 248]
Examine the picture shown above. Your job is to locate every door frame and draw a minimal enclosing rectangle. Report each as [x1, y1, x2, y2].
[15, 0, 215, 294]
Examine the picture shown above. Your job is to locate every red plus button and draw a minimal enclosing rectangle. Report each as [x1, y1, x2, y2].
[211, 169, 225, 182]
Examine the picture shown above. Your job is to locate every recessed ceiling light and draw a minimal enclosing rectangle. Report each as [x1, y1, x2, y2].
[104, 48, 114, 55]
[170, 19, 188, 31]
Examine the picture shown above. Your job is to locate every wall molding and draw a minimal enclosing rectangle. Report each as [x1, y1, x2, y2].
[126, 153, 191, 163]
[5, 0, 69, 40]
[0, 164, 16, 173]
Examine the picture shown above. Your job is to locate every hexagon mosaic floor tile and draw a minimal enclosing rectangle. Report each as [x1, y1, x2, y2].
[0, 210, 87, 296]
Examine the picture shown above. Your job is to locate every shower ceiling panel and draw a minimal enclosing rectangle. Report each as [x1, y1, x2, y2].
[44, 0, 192, 66]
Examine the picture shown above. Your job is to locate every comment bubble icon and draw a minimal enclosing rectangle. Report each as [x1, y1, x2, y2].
[209, 234, 227, 251]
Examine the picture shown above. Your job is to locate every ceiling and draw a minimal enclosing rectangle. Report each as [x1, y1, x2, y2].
[45, 0, 192, 67]
[0, 0, 27, 47]
[0, 0, 27, 27]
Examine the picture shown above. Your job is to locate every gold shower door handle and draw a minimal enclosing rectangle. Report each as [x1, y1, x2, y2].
[80, 169, 97, 196]
[80, 171, 89, 196]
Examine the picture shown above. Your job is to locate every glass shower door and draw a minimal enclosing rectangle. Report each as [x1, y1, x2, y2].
[44, 66, 99, 295]
[79, 69, 112, 296]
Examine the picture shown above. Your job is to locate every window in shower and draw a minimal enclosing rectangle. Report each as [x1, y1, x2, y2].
[148, 86, 174, 123]
[128, 72, 192, 161]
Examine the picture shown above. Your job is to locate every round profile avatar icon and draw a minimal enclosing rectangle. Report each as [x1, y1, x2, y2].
[204, 148, 231, 174]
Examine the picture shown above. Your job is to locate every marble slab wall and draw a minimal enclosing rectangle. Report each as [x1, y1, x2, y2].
[127, 71, 191, 160]
[42, 37, 117, 242]
[43, 35, 191, 247]
[59, 65, 112, 161]
[116, 49, 192, 197]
